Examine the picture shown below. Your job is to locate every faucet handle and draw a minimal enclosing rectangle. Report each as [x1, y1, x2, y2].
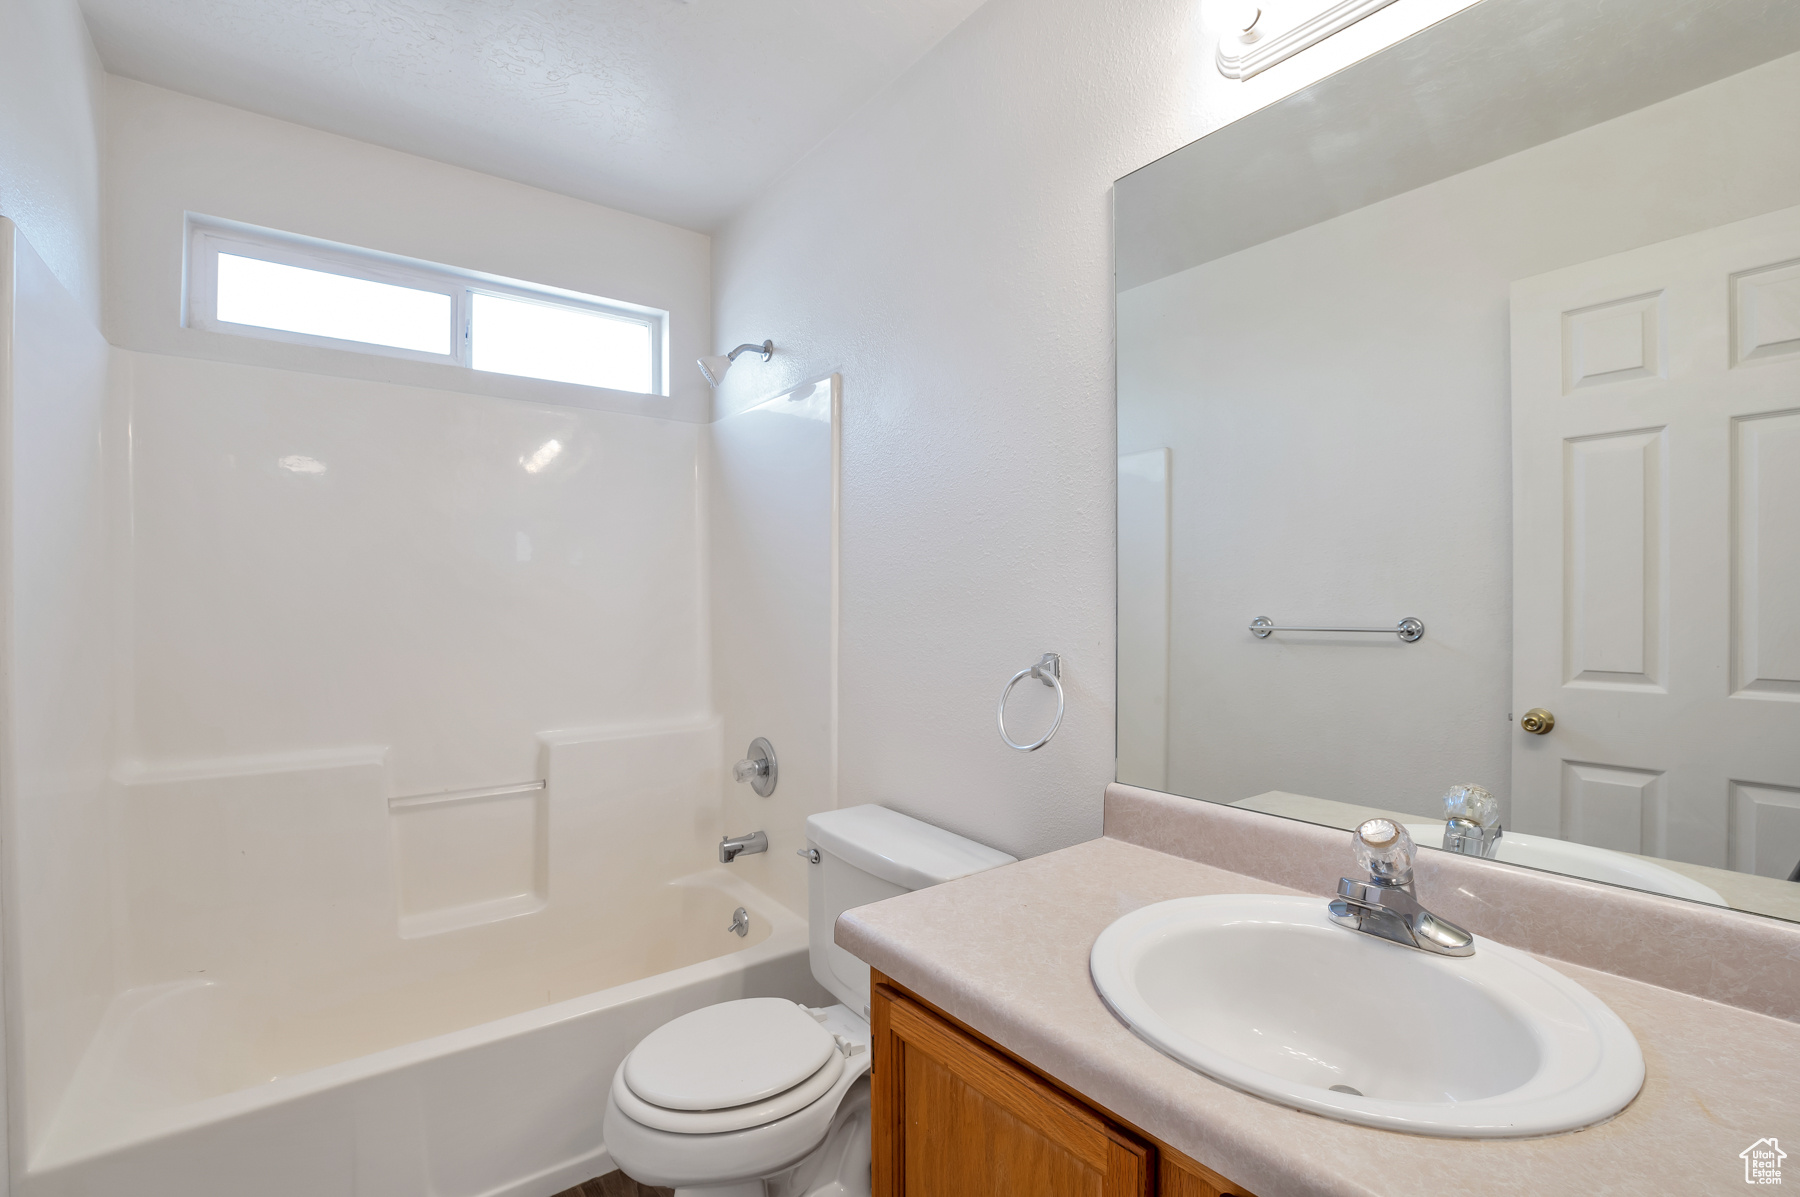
[1333, 820, 1475, 957]
[1352, 819, 1415, 884]
[1441, 782, 1503, 858]
[731, 737, 777, 797]
[1442, 783, 1498, 828]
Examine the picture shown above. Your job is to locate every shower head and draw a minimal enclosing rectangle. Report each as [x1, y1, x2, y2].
[697, 340, 774, 386]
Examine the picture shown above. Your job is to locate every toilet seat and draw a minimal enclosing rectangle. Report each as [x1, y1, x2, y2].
[612, 1049, 847, 1134]
[623, 997, 838, 1113]
[614, 997, 853, 1135]
[602, 1055, 871, 1193]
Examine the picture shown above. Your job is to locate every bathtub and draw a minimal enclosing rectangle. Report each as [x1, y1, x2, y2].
[24, 869, 818, 1197]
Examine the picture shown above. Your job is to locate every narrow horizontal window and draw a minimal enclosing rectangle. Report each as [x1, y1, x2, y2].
[471, 292, 654, 392]
[216, 254, 452, 354]
[186, 216, 668, 396]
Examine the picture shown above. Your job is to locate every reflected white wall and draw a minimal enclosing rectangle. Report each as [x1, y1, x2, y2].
[1117, 51, 1800, 818]
[1116, 449, 1168, 792]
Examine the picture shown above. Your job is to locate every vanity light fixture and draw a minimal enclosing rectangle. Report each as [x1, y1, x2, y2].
[1227, 1, 1263, 42]
[1215, 0, 1401, 80]
[697, 340, 774, 386]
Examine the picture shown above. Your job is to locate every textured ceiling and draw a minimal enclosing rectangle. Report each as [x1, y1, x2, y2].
[79, 0, 990, 231]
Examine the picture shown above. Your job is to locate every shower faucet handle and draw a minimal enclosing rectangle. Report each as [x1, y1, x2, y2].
[732, 737, 778, 796]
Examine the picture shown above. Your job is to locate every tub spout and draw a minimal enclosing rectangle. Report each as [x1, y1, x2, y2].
[719, 830, 768, 863]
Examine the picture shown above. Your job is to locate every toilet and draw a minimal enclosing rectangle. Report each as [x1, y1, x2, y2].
[603, 804, 1015, 1197]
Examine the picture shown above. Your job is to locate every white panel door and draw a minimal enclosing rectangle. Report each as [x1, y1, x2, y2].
[1512, 205, 1800, 877]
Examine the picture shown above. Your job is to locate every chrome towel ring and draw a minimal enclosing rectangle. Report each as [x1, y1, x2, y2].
[998, 653, 1064, 752]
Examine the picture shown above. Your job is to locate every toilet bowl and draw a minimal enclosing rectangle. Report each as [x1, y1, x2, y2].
[603, 999, 871, 1196]
[604, 805, 1014, 1197]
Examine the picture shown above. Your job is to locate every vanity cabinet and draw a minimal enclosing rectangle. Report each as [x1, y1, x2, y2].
[869, 973, 1256, 1197]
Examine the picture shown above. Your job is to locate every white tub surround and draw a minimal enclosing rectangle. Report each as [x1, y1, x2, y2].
[31, 869, 813, 1197]
[0, 219, 121, 1191]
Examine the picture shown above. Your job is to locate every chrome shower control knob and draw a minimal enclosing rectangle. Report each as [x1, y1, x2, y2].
[732, 738, 778, 796]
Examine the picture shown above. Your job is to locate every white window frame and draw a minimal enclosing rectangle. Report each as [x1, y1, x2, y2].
[185, 215, 669, 396]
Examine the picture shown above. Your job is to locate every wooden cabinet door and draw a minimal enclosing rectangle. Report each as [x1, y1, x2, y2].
[870, 983, 1150, 1197]
[1161, 1154, 1257, 1197]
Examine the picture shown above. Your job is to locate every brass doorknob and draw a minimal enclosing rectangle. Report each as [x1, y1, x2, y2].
[1520, 708, 1555, 735]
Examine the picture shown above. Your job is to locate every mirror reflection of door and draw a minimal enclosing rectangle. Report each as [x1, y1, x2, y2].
[1511, 207, 1800, 882]
[1113, 1, 1800, 925]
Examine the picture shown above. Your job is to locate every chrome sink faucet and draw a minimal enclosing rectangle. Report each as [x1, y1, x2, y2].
[1328, 820, 1475, 957]
[719, 830, 768, 863]
[1440, 782, 1502, 858]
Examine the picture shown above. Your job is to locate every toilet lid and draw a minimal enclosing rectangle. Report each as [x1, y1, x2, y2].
[611, 1051, 848, 1135]
[623, 998, 838, 1111]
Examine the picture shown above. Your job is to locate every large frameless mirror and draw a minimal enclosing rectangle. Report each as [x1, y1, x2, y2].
[1115, 0, 1800, 922]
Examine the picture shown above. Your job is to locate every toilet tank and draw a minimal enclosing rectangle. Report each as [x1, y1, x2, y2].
[804, 804, 1016, 1016]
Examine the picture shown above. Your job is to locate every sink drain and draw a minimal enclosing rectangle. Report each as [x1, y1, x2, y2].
[1329, 1084, 1364, 1096]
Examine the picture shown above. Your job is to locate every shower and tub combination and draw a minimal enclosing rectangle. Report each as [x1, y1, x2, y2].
[37, 827, 811, 1197]
[28, 721, 816, 1197]
[0, 223, 843, 1197]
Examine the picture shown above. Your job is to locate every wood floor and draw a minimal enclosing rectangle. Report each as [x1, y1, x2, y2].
[551, 1170, 673, 1197]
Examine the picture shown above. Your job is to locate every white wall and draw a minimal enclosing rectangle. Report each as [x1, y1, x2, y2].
[0, 223, 117, 1182]
[104, 79, 720, 794]
[105, 78, 715, 424]
[710, 0, 1479, 859]
[710, 377, 838, 915]
[0, 0, 104, 326]
[1118, 51, 1800, 819]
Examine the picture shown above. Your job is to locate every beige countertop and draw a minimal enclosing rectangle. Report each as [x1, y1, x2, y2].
[837, 831, 1800, 1197]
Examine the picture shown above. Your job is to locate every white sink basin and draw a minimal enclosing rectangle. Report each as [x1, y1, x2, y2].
[1090, 894, 1643, 1138]
[1401, 823, 1725, 906]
